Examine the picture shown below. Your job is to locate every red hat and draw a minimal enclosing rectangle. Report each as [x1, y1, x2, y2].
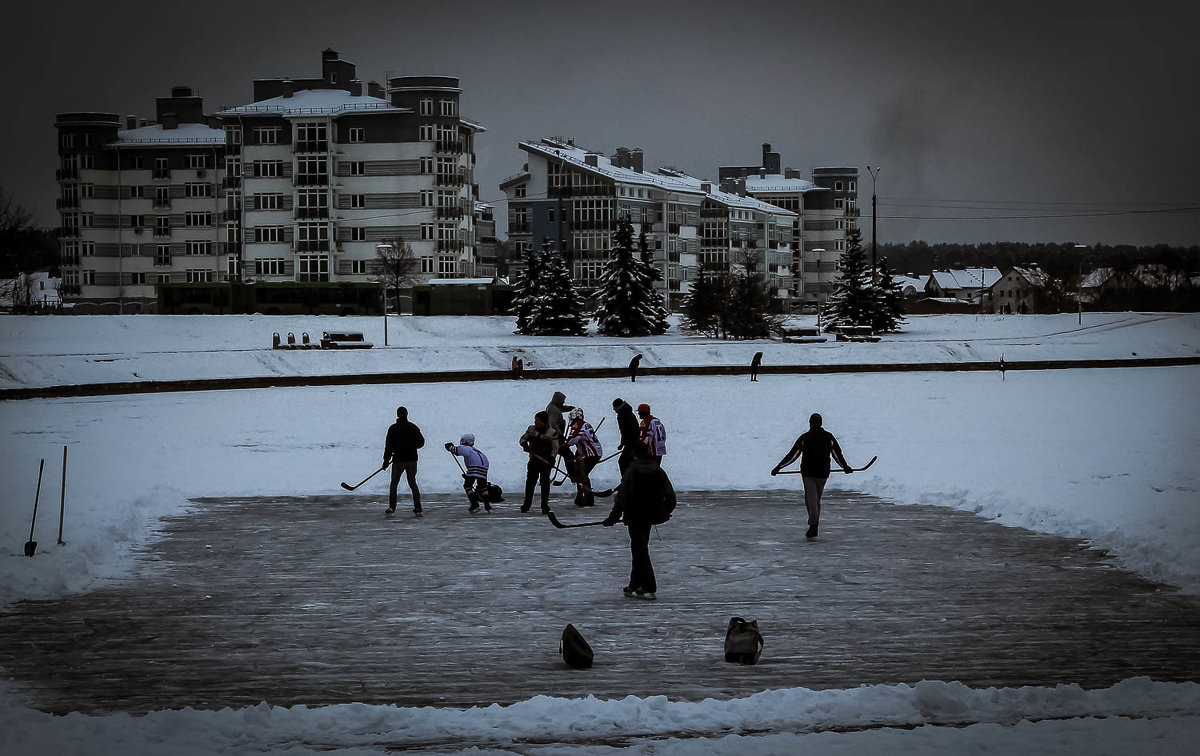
[637, 403, 651, 414]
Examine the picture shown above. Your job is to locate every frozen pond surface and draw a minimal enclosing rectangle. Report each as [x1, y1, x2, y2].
[2, 490, 1199, 715]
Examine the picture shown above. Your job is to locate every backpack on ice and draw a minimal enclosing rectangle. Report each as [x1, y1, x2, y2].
[484, 482, 504, 503]
[724, 617, 764, 665]
[560, 623, 594, 669]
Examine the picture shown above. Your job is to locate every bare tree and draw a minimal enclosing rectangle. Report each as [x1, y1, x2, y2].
[372, 240, 419, 314]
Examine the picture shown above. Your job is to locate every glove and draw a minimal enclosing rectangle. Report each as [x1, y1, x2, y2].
[602, 515, 620, 527]
[444, 442, 454, 451]
[770, 467, 779, 476]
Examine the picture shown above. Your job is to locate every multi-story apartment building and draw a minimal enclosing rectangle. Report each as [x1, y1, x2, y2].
[55, 88, 227, 311]
[55, 50, 486, 311]
[719, 144, 858, 310]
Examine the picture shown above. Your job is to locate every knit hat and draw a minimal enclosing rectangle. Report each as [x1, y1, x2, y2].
[460, 433, 475, 446]
[637, 403, 651, 415]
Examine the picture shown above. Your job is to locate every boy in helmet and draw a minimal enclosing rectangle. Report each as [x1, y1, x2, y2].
[637, 403, 666, 464]
[565, 407, 603, 506]
[445, 434, 492, 513]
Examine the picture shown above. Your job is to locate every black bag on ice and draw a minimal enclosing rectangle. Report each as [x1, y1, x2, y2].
[485, 482, 504, 503]
[724, 616, 764, 665]
[560, 623, 594, 669]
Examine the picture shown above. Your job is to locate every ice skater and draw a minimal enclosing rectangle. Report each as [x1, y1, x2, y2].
[445, 434, 492, 513]
[519, 410, 560, 514]
[603, 442, 676, 600]
[770, 412, 852, 538]
[383, 406, 425, 517]
[613, 398, 641, 476]
[565, 408, 603, 506]
[750, 351, 763, 381]
[637, 403, 666, 464]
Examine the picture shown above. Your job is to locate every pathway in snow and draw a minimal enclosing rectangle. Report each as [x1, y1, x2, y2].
[2, 491, 1199, 715]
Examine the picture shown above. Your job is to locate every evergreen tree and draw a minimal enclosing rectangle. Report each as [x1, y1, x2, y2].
[528, 242, 587, 336]
[595, 216, 659, 336]
[823, 227, 875, 329]
[510, 242, 542, 334]
[638, 228, 670, 334]
[682, 271, 732, 338]
[871, 257, 908, 333]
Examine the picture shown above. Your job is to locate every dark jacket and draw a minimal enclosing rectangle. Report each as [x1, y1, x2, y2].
[520, 424, 560, 464]
[799, 428, 844, 478]
[608, 458, 676, 527]
[546, 392, 574, 438]
[616, 401, 640, 450]
[384, 420, 425, 466]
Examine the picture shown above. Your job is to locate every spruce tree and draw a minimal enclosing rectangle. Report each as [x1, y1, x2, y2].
[871, 257, 908, 333]
[682, 272, 729, 338]
[822, 227, 875, 329]
[595, 216, 658, 336]
[638, 228, 670, 334]
[529, 242, 587, 336]
[510, 242, 542, 334]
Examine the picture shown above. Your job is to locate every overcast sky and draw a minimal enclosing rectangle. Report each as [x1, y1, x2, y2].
[3, 0, 1198, 247]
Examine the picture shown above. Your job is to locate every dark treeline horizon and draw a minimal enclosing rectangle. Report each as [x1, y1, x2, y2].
[879, 241, 1200, 282]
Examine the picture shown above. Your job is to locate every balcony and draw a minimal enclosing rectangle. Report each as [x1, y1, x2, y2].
[153, 199, 171, 209]
[295, 174, 329, 186]
[436, 239, 464, 253]
[294, 240, 331, 253]
[435, 140, 464, 155]
[153, 227, 171, 238]
[295, 206, 330, 219]
[154, 255, 172, 266]
[570, 218, 613, 231]
[700, 207, 727, 218]
[153, 169, 171, 180]
[55, 168, 79, 180]
[55, 198, 80, 209]
[509, 223, 530, 234]
[60, 227, 80, 238]
[293, 141, 329, 153]
[435, 206, 463, 220]
[222, 176, 242, 189]
[434, 173, 465, 187]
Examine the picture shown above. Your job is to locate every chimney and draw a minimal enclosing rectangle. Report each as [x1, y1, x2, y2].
[139, 118, 150, 128]
[614, 146, 630, 168]
[720, 178, 736, 194]
[367, 80, 384, 98]
[762, 142, 772, 160]
[161, 112, 179, 130]
[631, 148, 643, 173]
[282, 79, 294, 98]
[785, 168, 801, 179]
[126, 115, 137, 130]
[701, 181, 712, 194]
[584, 154, 598, 167]
[171, 86, 193, 98]
[739, 168, 747, 178]
[736, 178, 747, 197]
[759, 167, 766, 179]
[349, 80, 363, 96]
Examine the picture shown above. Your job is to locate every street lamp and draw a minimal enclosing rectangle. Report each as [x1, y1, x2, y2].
[866, 165, 881, 277]
[376, 243, 393, 346]
[1075, 244, 1087, 325]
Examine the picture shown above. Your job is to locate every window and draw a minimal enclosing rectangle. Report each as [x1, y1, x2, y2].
[186, 240, 213, 255]
[254, 258, 285, 276]
[835, 181, 843, 191]
[188, 154, 209, 169]
[185, 212, 213, 227]
[81, 241, 95, 257]
[297, 156, 328, 183]
[155, 187, 171, 207]
[419, 124, 435, 141]
[347, 127, 365, 143]
[420, 223, 434, 240]
[61, 241, 79, 264]
[226, 157, 242, 179]
[155, 216, 171, 236]
[130, 156, 145, 170]
[227, 256, 240, 279]
[255, 160, 281, 178]
[225, 125, 242, 145]
[255, 193, 281, 210]
[351, 259, 367, 275]
[81, 212, 95, 227]
[254, 127, 279, 145]
[129, 272, 147, 285]
[421, 257, 434, 273]
[128, 185, 144, 199]
[62, 270, 78, 288]
[297, 254, 329, 282]
[348, 161, 365, 176]
[295, 122, 326, 144]
[296, 188, 327, 217]
[155, 245, 171, 265]
[420, 190, 434, 207]
[79, 183, 93, 199]
[419, 98, 434, 116]
[127, 214, 144, 228]
[438, 255, 456, 275]
[186, 269, 214, 283]
[420, 156, 433, 174]
[255, 226, 284, 243]
[153, 157, 170, 178]
[514, 185, 526, 198]
[849, 181, 856, 192]
[157, 273, 171, 283]
[79, 154, 95, 169]
[60, 133, 76, 148]
[350, 194, 365, 209]
[351, 227, 366, 241]
[186, 182, 211, 198]
[439, 99, 457, 117]
[83, 270, 96, 285]
[296, 222, 329, 251]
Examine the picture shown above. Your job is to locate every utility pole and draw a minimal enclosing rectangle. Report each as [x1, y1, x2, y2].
[1075, 244, 1087, 325]
[866, 166, 881, 279]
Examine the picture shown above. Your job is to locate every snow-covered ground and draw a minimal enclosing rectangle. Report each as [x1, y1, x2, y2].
[2, 312, 1198, 754]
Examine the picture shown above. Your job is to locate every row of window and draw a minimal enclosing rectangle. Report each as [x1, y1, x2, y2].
[60, 154, 216, 172]
[226, 121, 462, 147]
[417, 98, 458, 117]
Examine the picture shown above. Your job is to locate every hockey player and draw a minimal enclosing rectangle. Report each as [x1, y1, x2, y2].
[445, 434, 492, 513]
[383, 406, 425, 517]
[546, 391, 577, 481]
[612, 398, 640, 475]
[770, 412, 853, 538]
[636, 403, 666, 464]
[519, 410, 560, 514]
[565, 408, 603, 507]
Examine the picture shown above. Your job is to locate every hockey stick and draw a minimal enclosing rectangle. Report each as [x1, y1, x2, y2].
[546, 511, 609, 529]
[776, 455, 878, 475]
[341, 465, 386, 491]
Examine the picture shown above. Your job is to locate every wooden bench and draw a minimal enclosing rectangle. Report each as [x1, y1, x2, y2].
[320, 331, 374, 349]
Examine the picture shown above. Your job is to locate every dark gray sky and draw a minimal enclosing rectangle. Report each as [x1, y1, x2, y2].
[3, 0, 1198, 246]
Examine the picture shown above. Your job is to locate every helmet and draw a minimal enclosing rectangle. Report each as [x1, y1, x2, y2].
[568, 408, 584, 422]
[459, 433, 475, 446]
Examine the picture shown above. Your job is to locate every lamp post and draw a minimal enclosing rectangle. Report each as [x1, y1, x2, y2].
[1075, 244, 1087, 325]
[866, 165, 881, 277]
[376, 243, 392, 346]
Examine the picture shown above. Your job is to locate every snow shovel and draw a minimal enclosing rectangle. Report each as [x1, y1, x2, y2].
[341, 465, 386, 491]
[25, 458, 44, 557]
[546, 512, 609, 529]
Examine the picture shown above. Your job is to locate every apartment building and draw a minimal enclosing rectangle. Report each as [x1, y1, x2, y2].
[55, 50, 486, 311]
[719, 144, 858, 310]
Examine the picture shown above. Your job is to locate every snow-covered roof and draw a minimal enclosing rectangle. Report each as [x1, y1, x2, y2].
[930, 268, 1002, 291]
[742, 174, 818, 194]
[426, 278, 498, 286]
[218, 89, 405, 118]
[657, 170, 798, 217]
[520, 139, 706, 196]
[1079, 268, 1116, 289]
[112, 122, 225, 146]
[1008, 266, 1052, 289]
[893, 275, 923, 292]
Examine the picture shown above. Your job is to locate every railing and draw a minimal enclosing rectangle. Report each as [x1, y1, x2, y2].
[55, 168, 79, 180]
[292, 141, 329, 153]
[294, 240, 331, 252]
[55, 198, 80, 209]
[154, 227, 171, 237]
[569, 218, 613, 230]
[435, 140, 464, 154]
[508, 223, 530, 234]
[294, 174, 329, 186]
[436, 239, 464, 252]
[435, 206, 464, 220]
[154, 256, 172, 266]
[295, 207, 330, 219]
[434, 174, 465, 187]
[153, 169, 171, 179]
[222, 176, 241, 189]
[153, 200, 171, 209]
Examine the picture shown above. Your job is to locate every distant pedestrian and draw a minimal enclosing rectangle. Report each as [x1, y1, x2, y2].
[750, 351, 763, 381]
[613, 398, 640, 476]
[602, 443, 676, 600]
[511, 355, 524, 379]
[445, 434, 491, 513]
[770, 412, 852, 538]
[546, 391, 576, 481]
[565, 408, 603, 506]
[519, 410, 560, 513]
[637, 403, 666, 464]
[384, 406, 425, 517]
[629, 353, 643, 382]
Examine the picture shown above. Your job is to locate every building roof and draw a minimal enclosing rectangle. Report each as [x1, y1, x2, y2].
[743, 174, 817, 193]
[218, 89, 405, 117]
[112, 122, 226, 147]
[1008, 265, 1052, 289]
[657, 169, 797, 217]
[930, 268, 1003, 291]
[520, 138, 707, 196]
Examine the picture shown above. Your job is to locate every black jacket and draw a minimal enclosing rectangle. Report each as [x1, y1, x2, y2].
[616, 401, 640, 450]
[384, 420, 425, 466]
[608, 458, 676, 527]
[799, 428, 844, 478]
